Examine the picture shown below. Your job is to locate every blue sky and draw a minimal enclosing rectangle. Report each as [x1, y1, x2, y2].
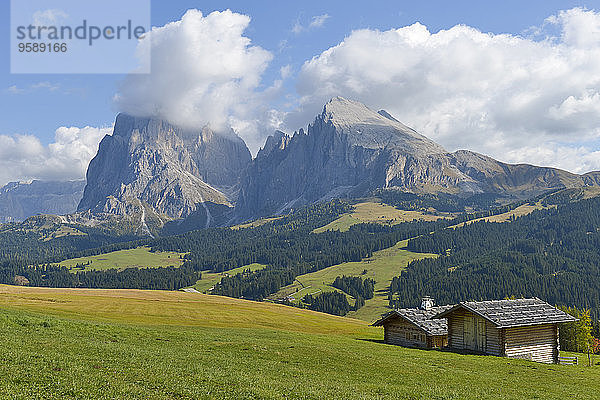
[1, 0, 592, 141]
[1, 0, 600, 184]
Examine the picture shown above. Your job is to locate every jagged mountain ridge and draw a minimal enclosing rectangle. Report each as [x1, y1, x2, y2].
[78, 113, 252, 223]
[72, 97, 600, 229]
[236, 97, 600, 218]
[0, 180, 85, 223]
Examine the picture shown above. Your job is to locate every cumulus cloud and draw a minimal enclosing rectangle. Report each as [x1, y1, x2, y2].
[294, 7, 600, 173]
[0, 126, 111, 186]
[114, 9, 274, 149]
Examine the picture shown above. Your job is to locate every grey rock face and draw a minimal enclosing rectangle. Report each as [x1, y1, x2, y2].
[237, 97, 596, 218]
[0, 180, 85, 223]
[78, 113, 251, 220]
[77, 98, 599, 226]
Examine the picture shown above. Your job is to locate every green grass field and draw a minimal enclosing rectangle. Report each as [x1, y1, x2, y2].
[313, 201, 447, 233]
[57, 246, 186, 272]
[448, 202, 547, 229]
[271, 240, 438, 322]
[192, 263, 267, 293]
[0, 285, 598, 400]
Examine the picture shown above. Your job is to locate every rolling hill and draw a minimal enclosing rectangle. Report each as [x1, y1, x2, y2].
[56, 246, 186, 272]
[269, 239, 438, 322]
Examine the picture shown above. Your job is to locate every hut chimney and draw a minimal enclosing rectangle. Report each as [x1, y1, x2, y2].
[421, 296, 434, 310]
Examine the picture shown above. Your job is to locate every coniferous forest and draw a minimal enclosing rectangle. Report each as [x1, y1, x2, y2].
[2, 193, 600, 320]
[390, 195, 600, 319]
[303, 292, 352, 316]
[332, 276, 375, 301]
[0, 201, 447, 293]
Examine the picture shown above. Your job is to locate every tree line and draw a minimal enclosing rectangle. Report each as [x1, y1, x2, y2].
[332, 276, 375, 301]
[0, 261, 199, 290]
[303, 292, 352, 316]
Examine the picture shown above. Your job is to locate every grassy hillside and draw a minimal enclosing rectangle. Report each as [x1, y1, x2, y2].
[313, 201, 448, 233]
[448, 202, 547, 229]
[0, 285, 366, 334]
[57, 246, 186, 272]
[0, 285, 598, 400]
[270, 240, 438, 322]
[0, 214, 87, 241]
[231, 216, 284, 230]
[192, 263, 267, 293]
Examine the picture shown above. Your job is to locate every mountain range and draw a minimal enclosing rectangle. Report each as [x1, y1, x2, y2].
[237, 97, 600, 217]
[3, 97, 599, 230]
[0, 180, 85, 223]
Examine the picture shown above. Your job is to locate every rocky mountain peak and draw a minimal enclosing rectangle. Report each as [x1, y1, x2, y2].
[316, 96, 446, 155]
[73, 98, 600, 228]
[257, 130, 291, 158]
[377, 109, 400, 122]
[78, 113, 251, 225]
[235, 97, 600, 220]
[321, 96, 402, 133]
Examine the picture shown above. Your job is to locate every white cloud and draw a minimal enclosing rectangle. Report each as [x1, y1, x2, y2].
[292, 20, 303, 35]
[294, 7, 600, 173]
[505, 143, 600, 174]
[114, 9, 274, 148]
[30, 81, 60, 91]
[32, 9, 68, 26]
[280, 64, 292, 79]
[7, 85, 24, 94]
[0, 126, 111, 186]
[292, 13, 331, 34]
[309, 14, 330, 29]
[6, 82, 61, 95]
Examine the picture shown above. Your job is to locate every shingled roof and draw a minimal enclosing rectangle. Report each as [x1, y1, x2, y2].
[432, 298, 577, 328]
[372, 305, 454, 336]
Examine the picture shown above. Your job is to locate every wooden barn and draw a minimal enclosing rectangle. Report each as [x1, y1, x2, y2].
[372, 297, 452, 349]
[432, 298, 577, 363]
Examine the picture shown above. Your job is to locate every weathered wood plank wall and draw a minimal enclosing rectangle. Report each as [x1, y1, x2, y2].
[504, 324, 557, 364]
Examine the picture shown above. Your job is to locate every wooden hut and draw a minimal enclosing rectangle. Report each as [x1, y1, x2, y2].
[372, 297, 452, 349]
[432, 298, 577, 363]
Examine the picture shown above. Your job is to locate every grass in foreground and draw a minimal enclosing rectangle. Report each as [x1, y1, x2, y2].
[0, 285, 367, 335]
[0, 285, 598, 400]
[57, 246, 186, 272]
[270, 240, 438, 322]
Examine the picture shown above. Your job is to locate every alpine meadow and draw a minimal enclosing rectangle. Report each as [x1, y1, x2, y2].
[2, 2, 600, 399]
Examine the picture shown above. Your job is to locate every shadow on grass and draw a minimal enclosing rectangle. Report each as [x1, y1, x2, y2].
[355, 338, 470, 354]
[355, 338, 385, 345]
